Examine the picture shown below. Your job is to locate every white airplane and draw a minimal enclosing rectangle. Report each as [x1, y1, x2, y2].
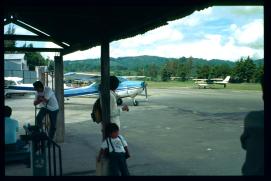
[193, 76, 231, 89]
[4, 76, 73, 98]
[4, 77, 36, 97]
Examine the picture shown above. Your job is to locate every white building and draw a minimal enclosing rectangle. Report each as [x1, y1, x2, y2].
[4, 53, 29, 70]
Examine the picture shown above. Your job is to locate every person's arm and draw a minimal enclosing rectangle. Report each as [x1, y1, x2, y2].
[97, 140, 108, 162]
[240, 114, 250, 150]
[38, 96, 49, 104]
[33, 93, 41, 105]
[124, 146, 131, 158]
[97, 149, 106, 162]
[110, 92, 121, 117]
[16, 120, 19, 132]
[240, 131, 248, 150]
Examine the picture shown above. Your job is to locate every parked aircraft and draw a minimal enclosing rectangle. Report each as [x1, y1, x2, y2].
[5, 76, 148, 106]
[193, 76, 231, 88]
[64, 76, 148, 106]
[4, 77, 36, 97]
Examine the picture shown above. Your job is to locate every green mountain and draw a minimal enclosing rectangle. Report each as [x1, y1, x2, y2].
[63, 55, 263, 72]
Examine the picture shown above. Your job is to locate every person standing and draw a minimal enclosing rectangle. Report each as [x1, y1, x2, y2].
[108, 76, 129, 129]
[240, 76, 264, 175]
[33, 81, 59, 139]
[97, 123, 130, 176]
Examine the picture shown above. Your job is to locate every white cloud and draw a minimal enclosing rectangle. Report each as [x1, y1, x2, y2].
[112, 25, 183, 49]
[110, 33, 262, 61]
[51, 6, 263, 61]
[233, 19, 263, 46]
[63, 46, 101, 60]
[168, 7, 213, 27]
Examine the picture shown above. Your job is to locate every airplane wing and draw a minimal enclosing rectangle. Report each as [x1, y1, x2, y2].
[64, 82, 99, 97]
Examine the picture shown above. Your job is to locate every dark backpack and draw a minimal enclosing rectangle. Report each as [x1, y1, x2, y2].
[91, 98, 102, 124]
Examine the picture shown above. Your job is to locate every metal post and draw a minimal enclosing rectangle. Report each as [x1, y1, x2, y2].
[23, 70, 25, 83]
[54, 54, 65, 143]
[48, 142, 52, 176]
[100, 40, 110, 140]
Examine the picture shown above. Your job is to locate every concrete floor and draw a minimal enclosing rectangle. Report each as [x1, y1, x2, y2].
[4, 87, 263, 176]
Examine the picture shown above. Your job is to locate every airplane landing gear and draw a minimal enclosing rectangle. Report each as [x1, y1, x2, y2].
[133, 99, 139, 106]
[117, 98, 123, 106]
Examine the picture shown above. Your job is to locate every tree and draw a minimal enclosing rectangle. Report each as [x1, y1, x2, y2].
[4, 24, 16, 53]
[176, 57, 193, 81]
[211, 64, 232, 79]
[196, 65, 211, 79]
[47, 58, 55, 72]
[243, 56, 256, 82]
[24, 43, 48, 71]
[253, 65, 264, 83]
[161, 66, 171, 81]
[145, 64, 159, 80]
[233, 56, 256, 83]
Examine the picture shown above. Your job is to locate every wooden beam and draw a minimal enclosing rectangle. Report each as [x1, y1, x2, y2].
[4, 34, 63, 44]
[62, 42, 100, 55]
[100, 39, 110, 140]
[4, 47, 63, 52]
[12, 19, 69, 48]
[54, 55, 65, 143]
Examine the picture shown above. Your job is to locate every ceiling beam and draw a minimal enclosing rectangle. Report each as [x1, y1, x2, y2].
[4, 34, 63, 43]
[4, 47, 63, 52]
[8, 18, 69, 48]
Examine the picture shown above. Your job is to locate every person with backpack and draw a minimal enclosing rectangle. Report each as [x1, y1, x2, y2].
[91, 76, 129, 129]
[97, 123, 130, 176]
[109, 76, 129, 128]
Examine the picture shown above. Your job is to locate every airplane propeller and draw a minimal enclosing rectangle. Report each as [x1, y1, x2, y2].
[143, 81, 148, 101]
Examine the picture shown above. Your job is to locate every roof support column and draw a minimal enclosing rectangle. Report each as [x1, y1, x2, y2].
[54, 54, 65, 143]
[100, 39, 110, 140]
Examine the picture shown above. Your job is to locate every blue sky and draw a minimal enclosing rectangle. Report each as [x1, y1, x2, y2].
[4, 6, 263, 61]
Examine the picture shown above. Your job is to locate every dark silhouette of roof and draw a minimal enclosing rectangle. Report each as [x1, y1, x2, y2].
[4, 0, 263, 55]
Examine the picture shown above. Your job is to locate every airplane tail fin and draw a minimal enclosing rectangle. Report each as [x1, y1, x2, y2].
[222, 76, 230, 83]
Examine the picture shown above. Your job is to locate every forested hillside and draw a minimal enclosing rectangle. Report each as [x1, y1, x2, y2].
[64, 56, 263, 83]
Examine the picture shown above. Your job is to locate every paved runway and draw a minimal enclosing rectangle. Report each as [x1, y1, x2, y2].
[5, 88, 263, 175]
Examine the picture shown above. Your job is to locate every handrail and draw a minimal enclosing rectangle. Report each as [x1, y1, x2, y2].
[47, 137, 62, 176]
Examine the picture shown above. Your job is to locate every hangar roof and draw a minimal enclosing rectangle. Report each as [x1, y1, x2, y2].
[4, 0, 263, 55]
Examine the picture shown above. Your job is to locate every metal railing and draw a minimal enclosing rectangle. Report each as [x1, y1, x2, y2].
[34, 105, 61, 176]
[47, 137, 62, 176]
[23, 124, 63, 176]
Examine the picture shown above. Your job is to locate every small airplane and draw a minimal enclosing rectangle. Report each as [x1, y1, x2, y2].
[4, 77, 36, 97]
[5, 75, 148, 106]
[193, 76, 231, 89]
[64, 76, 148, 106]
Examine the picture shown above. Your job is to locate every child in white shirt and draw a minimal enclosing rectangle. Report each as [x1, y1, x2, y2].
[97, 123, 130, 176]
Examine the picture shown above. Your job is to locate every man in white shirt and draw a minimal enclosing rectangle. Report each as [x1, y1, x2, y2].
[5, 105, 19, 151]
[33, 81, 59, 139]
